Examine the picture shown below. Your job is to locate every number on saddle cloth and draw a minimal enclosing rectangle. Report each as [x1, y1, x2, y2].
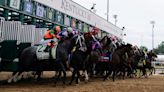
[36, 44, 58, 60]
[101, 53, 109, 62]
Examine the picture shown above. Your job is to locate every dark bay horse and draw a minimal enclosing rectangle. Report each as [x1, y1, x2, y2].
[93, 36, 114, 76]
[104, 44, 133, 81]
[7, 35, 77, 85]
[83, 34, 103, 77]
[68, 34, 89, 85]
[139, 51, 157, 77]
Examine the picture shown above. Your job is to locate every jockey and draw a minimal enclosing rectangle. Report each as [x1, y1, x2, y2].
[58, 28, 69, 43]
[90, 27, 101, 50]
[42, 25, 61, 52]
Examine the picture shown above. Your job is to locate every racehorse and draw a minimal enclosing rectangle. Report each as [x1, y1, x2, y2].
[83, 33, 102, 77]
[94, 36, 115, 77]
[68, 34, 88, 85]
[7, 34, 79, 85]
[141, 51, 157, 77]
[130, 49, 157, 78]
[104, 43, 133, 81]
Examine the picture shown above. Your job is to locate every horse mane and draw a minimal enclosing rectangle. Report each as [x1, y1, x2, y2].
[100, 36, 108, 43]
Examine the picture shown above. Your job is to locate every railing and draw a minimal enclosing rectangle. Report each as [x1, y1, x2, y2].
[152, 61, 164, 74]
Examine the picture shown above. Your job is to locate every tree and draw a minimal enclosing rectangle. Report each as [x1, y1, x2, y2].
[140, 46, 148, 52]
[154, 41, 164, 54]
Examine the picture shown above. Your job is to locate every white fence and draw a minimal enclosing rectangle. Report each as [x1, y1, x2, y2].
[152, 61, 164, 74]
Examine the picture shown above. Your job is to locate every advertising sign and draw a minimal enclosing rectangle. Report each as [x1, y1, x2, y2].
[83, 23, 88, 33]
[71, 18, 76, 28]
[23, 1, 33, 14]
[64, 15, 70, 26]
[89, 26, 93, 32]
[78, 21, 82, 30]
[47, 10, 53, 20]
[9, 0, 21, 10]
[36, 5, 44, 17]
[56, 11, 63, 24]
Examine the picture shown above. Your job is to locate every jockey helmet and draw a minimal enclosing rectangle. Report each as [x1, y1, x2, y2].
[67, 27, 73, 33]
[55, 26, 61, 33]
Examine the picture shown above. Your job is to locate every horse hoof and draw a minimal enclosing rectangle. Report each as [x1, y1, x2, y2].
[7, 79, 13, 83]
[75, 83, 79, 86]
[13, 78, 18, 83]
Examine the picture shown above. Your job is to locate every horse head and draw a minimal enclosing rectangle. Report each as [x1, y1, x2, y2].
[70, 34, 87, 53]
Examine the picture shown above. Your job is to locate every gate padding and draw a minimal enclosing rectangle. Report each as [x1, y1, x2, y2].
[0, 40, 18, 60]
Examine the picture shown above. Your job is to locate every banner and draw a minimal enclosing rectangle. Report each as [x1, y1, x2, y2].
[23, 1, 33, 14]
[64, 15, 70, 26]
[36, 5, 44, 17]
[9, 0, 21, 10]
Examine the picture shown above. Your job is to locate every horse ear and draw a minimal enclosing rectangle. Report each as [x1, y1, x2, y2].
[127, 43, 132, 47]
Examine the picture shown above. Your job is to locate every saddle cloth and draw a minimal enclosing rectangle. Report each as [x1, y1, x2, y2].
[36, 44, 58, 60]
[101, 53, 109, 62]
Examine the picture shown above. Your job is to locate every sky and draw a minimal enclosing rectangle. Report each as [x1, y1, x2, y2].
[72, 0, 164, 50]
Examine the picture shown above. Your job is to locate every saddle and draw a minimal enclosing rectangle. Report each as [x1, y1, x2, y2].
[36, 44, 58, 60]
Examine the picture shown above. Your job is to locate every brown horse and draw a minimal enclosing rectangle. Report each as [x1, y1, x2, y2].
[104, 43, 133, 81]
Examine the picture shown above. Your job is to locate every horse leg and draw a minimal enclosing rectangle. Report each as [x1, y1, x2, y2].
[14, 71, 25, 82]
[112, 69, 116, 82]
[8, 71, 24, 83]
[57, 61, 66, 85]
[76, 69, 80, 84]
[103, 65, 112, 81]
[122, 67, 126, 80]
[54, 70, 62, 86]
[83, 70, 89, 82]
[153, 67, 156, 74]
[8, 72, 17, 83]
[36, 71, 42, 81]
[69, 68, 76, 85]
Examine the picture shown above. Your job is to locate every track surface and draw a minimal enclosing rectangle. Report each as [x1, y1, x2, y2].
[0, 72, 164, 92]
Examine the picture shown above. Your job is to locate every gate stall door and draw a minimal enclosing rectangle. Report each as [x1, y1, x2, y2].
[17, 25, 35, 56]
[19, 25, 35, 45]
[34, 28, 48, 45]
[1, 21, 21, 41]
[0, 17, 5, 42]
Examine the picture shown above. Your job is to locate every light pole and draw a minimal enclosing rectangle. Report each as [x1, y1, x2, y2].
[150, 21, 155, 50]
[107, 0, 109, 21]
[113, 14, 118, 26]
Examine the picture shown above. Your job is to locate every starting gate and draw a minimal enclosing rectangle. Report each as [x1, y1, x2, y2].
[0, 17, 48, 71]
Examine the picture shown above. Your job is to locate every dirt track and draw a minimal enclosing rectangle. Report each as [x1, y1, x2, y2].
[0, 72, 164, 92]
